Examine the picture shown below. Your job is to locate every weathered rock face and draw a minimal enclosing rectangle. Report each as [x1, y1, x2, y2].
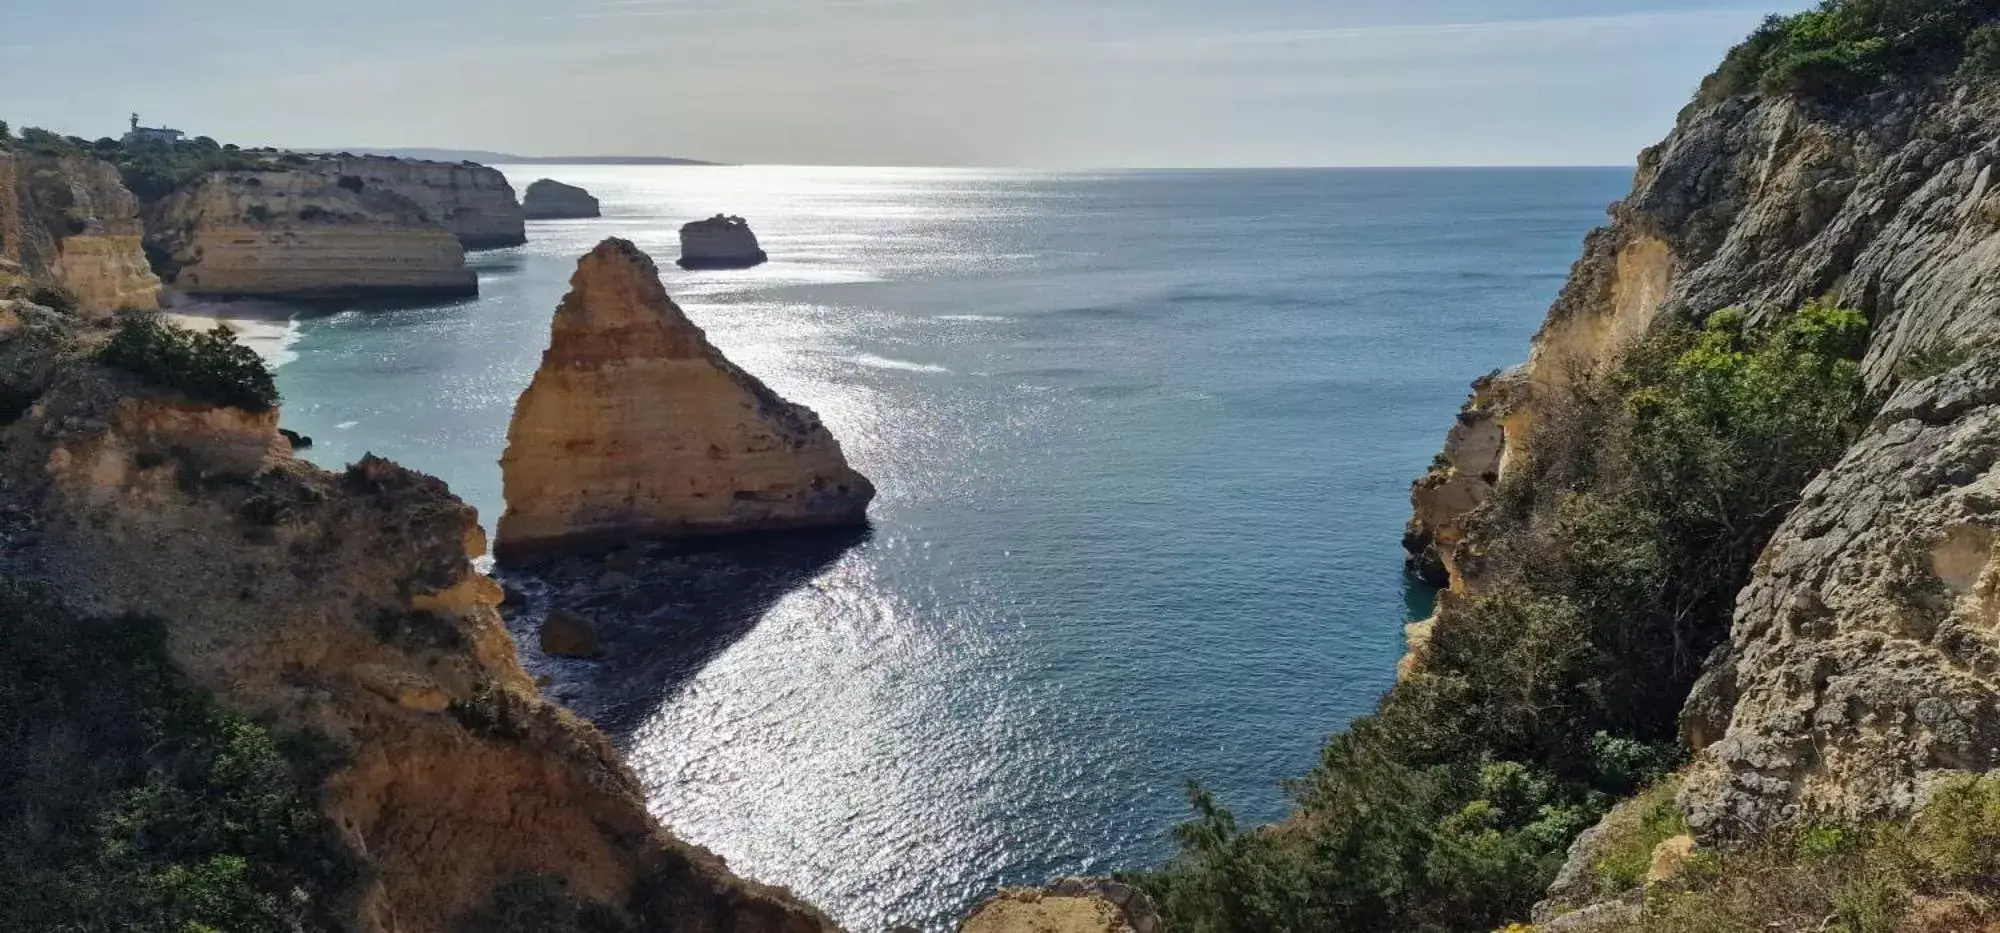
[1680, 354, 2000, 837]
[149, 170, 477, 302]
[0, 305, 839, 933]
[679, 214, 768, 269]
[959, 879, 1161, 933]
[0, 151, 162, 315]
[1405, 85, 2000, 595]
[523, 178, 601, 220]
[495, 238, 873, 564]
[318, 156, 526, 249]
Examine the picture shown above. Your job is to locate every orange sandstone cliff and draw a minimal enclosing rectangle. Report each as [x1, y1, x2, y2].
[0, 299, 840, 933]
[494, 238, 874, 564]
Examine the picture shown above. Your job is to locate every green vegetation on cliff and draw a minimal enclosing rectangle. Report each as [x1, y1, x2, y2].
[1139, 303, 1873, 933]
[0, 578, 357, 933]
[1698, 0, 2000, 104]
[99, 314, 281, 413]
[1595, 777, 2000, 931]
[1, 124, 298, 203]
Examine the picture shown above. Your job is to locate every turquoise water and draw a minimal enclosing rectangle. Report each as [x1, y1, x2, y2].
[267, 166, 1628, 931]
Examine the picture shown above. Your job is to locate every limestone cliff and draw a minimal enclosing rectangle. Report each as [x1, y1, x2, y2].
[149, 170, 477, 302]
[318, 156, 527, 250]
[1408, 85, 2000, 601]
[524, 178, 602, 220]
[1405, 37, 2000, 922]
[0, 301, 838, 933]
[0, 150, 162, 315]
[494, 238, 873, 564]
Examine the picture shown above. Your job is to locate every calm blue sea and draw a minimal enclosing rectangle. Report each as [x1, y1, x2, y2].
[262, 165, 1629, 931]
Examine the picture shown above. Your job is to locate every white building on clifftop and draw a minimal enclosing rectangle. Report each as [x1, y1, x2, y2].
[122, 113, 185, 145]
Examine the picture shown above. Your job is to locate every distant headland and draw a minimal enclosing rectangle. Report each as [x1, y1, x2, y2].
[317, 147, 720, 166]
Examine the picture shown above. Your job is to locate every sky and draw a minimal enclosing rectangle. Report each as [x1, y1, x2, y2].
[0, 0, 1816, 167]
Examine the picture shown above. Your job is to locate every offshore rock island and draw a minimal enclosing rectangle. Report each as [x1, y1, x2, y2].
[679, 214, 768, 269]
[494, 238, 873, 564]
[524, 178, 602, 219]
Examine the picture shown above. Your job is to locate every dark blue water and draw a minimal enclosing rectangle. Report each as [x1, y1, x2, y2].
[259, 166, 1628, 931]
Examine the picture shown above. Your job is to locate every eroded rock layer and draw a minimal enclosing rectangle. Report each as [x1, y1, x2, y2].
[318, 156, 527, 249]
[0, 303, 839, 933]
[1680, 355, 2000, 836]
[0, 151, 162, 315]
[495, 238, 873, 564]
[1409, 85, 2000, 600]
[149, 171, 477, 301]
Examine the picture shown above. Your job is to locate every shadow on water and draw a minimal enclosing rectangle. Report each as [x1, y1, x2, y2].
[496, 526, 870, 744]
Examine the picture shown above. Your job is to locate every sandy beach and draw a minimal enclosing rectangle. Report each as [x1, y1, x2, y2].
[163, 302, 301, 367]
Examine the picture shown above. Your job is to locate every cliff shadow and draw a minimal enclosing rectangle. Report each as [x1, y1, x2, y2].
[496, 526, 869, 743]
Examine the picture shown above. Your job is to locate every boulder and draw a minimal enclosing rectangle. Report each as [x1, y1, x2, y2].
[539, 609, 603, 658]
[678, 214, 767, 269]
[523, 179, 601, 220]
[279, 427, 313, 450]
[493, 238, 873, 564]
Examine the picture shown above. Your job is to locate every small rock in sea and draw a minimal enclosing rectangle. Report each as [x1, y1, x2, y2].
[280, 428, 314, 450]
[523, 179, 602, 220]
[539, 609, 603, 658]
[603, 549, 643, 574]
[678, 215, 768, 269]
[499, 582, 529, 609]
[597, 571, 636, 590]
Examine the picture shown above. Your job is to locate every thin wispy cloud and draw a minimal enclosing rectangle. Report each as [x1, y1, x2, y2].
[0, 0, 1811, 167]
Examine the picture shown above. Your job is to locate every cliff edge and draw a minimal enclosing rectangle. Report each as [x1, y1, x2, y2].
[0, 150, 162, 315]
[0, 301, 838, 933]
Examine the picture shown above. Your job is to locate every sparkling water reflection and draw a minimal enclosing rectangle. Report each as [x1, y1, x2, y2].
[271, 166, 1631, 931]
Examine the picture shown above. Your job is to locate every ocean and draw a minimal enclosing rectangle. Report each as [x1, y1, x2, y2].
[247, 165, 1630, 931]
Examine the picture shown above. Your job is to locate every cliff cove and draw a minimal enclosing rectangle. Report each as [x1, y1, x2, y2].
[14, 2, 2000, 930]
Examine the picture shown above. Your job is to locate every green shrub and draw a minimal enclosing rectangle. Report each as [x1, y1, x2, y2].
[0, 578, 358, 932]
[1963, 23, 2000, 76]
[1590, 779, 1689, 896]
[27, 284, 78, 315]
[1142, 302, 1872, 933]
[1893, 337, 1984, 384]
[1695, 0, 2000, 106]
[98, 314, 280, 413]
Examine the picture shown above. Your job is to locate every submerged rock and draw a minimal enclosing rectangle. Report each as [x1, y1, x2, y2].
[493, 238, 873, 564]
[678, 214, 767, 269]
[523, 179, 601, 220]
[539, 609, 603, 658]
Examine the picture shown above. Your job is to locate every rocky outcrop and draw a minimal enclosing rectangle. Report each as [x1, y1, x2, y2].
[1403, 366, 1526, 590]
[494, 238, 872, 564]
[1404, 85, 2000, 594]
[524, 179, 601, 220]
[959, 879, 1161, 933]
[1680, 353, 2000, 836]
[148, 170, 477, 301]
[0, 151, 162, 315]
[317, 156, 526, 249]
[679, 215, 767, 269]
[0, 303, 838, 933]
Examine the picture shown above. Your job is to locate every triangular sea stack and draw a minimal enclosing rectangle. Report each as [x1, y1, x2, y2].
[494, 238, 874, 564]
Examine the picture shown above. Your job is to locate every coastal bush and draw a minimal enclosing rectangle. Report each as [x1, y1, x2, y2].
[98, 313, 280, 413]
[1141, 302, 1872, 932]
[0, 577, 358, 932]
[28, 284, 79, 315]
[1581, 777, 2000, 931]
[1696, 0, 2000, 106]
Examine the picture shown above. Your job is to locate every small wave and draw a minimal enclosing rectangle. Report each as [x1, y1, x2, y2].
[335, 421, 359, 430]
[849, 354, 951, 374]
[935, 314, 1008, 322]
